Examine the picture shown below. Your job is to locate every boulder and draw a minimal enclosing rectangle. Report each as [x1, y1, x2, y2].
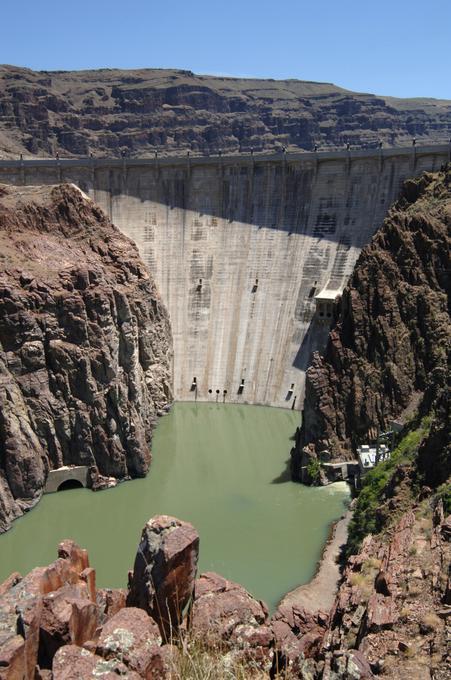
[52, 644, 141, 679]
[271, 603, 328, 673]
[190, 571, 273, 671]
[127, 515, 199, 640]
[96, 607, 162, 676]
[38, 583, 98, 668]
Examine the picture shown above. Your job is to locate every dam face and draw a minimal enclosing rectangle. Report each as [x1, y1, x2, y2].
[0, 145, 447, 409]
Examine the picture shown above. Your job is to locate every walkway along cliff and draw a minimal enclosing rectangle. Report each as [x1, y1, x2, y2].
[0, 183, 172, 533]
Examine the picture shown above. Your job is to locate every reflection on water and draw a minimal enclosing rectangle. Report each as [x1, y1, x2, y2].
[0, 403, 349, 610]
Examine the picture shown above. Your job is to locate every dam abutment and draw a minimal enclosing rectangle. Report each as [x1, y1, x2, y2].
[0, 144, 447, 410]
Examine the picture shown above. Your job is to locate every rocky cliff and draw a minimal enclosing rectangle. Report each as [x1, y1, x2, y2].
[0, 65, 450, 158]
[292, 165, 450, 482]
[0, 183, 172, 532]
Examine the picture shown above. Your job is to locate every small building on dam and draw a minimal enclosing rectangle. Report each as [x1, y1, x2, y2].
[0, 144, 448, 409]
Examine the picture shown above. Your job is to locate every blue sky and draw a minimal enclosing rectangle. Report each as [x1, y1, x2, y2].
[1, 0, 450, 99]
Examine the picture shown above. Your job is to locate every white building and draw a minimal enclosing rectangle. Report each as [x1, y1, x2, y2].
[314, 288, 342, 321]
[357, 443, 389, 471]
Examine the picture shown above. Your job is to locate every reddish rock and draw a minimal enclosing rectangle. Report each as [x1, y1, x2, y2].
[127, 515, 199, 640]
[271, 603, 328, 672]
[365, 594, 398, 631]
[97, 588, 127, 624]
[38, 584, 98, 668]
[52, 644, 141, 679]
[80, 568, 96, 603]
[96, 606, 161, 676]
[0, 567, 46, 679]
[0, 635, 26, 680]
[190, 571, 273, 671]
[57, 540, 90, 574]
[0, 573, 21, 597]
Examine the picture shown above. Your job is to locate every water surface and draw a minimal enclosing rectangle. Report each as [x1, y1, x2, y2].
[0, 403, 349, 610]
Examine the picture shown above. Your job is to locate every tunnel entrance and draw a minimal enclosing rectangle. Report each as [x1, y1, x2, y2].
[57, 479, 84, 492]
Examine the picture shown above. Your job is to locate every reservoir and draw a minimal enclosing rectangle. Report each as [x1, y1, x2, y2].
[0, 403, 349, 610]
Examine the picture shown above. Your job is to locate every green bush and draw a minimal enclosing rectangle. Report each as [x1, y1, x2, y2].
[306, 457, 322, 484]
[436, 482, 451, 514]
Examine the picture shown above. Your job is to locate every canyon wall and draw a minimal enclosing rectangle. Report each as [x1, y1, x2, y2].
[0, 184, 172, 532]
[292, 165, 450, 480]
[0, 145, 447, 409]
[0, 65, 450, 158]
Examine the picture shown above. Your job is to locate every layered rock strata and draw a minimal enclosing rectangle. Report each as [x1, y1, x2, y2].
[292, 166, 450, 480]
[0, 183, 172, 532]
[0, 65, 450, 159]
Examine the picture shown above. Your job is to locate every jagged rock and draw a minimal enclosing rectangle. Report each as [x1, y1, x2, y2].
[0, 538, 98, 675]
[96, 607, 161, 676]
[190, 571, 273, 671]
[0, 183, 172, 532]
[271, 603, 328, 671]
[0, 635, 27, 680]
[190, 571, 273, 673]
[38, 584, 99, 668]
[365, 594, 397, 631]
[97, 588, 127, 625]
[0, 66, 449, 159]
[52, 644, 141, 679]
[127, 515, 199, 640]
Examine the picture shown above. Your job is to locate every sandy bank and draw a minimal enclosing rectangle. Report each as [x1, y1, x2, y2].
[279, 509, 352, 614]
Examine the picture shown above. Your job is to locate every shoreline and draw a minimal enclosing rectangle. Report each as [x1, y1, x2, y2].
[278, 508, 353, 614]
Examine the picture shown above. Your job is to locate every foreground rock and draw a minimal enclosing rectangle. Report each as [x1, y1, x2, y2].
[0, 183, 172, 532]
[0, 516, 278, 678]
[127, 515, 199, 641]
[1, 506, 450, 678]
[191, 572, 274, 671]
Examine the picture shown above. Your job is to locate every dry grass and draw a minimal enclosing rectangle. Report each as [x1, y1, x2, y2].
[419, 612, 442, 634]
[166, 632, 281, 680]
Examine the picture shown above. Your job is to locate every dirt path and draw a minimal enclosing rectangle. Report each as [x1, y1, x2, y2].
[279, 509, 352, 614]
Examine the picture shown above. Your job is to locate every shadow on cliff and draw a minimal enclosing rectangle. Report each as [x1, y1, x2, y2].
[292, 318, 331, 371]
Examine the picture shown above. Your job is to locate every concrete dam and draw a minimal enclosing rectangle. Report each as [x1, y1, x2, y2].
[0, 144, 448, 409]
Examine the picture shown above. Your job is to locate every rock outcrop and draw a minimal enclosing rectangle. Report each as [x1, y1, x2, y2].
[292, 166, 450, 478]
[0, 516, 275, 678]
[0, 65, 449, 159]
[1, 508, 450, 678]
[126, 515, 199, 641]
[317, 503, 451, 679]
[0, 183, 172, 532]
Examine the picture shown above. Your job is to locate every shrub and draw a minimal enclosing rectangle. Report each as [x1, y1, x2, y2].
[436, 482, 451, 514]
[306, 457, 322, 484]
[419, 612, 442, 634]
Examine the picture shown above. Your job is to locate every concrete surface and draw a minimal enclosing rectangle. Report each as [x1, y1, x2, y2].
[44, 466, 90, 493]
[0, 144, 447, 409]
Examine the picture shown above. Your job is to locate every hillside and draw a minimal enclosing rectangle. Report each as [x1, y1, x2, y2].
[0, 65, 450, 158]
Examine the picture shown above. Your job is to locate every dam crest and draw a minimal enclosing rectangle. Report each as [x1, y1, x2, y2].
[0, 144, 448, 409]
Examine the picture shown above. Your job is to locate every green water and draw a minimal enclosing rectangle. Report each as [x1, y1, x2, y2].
[0, 403, 349, 610]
